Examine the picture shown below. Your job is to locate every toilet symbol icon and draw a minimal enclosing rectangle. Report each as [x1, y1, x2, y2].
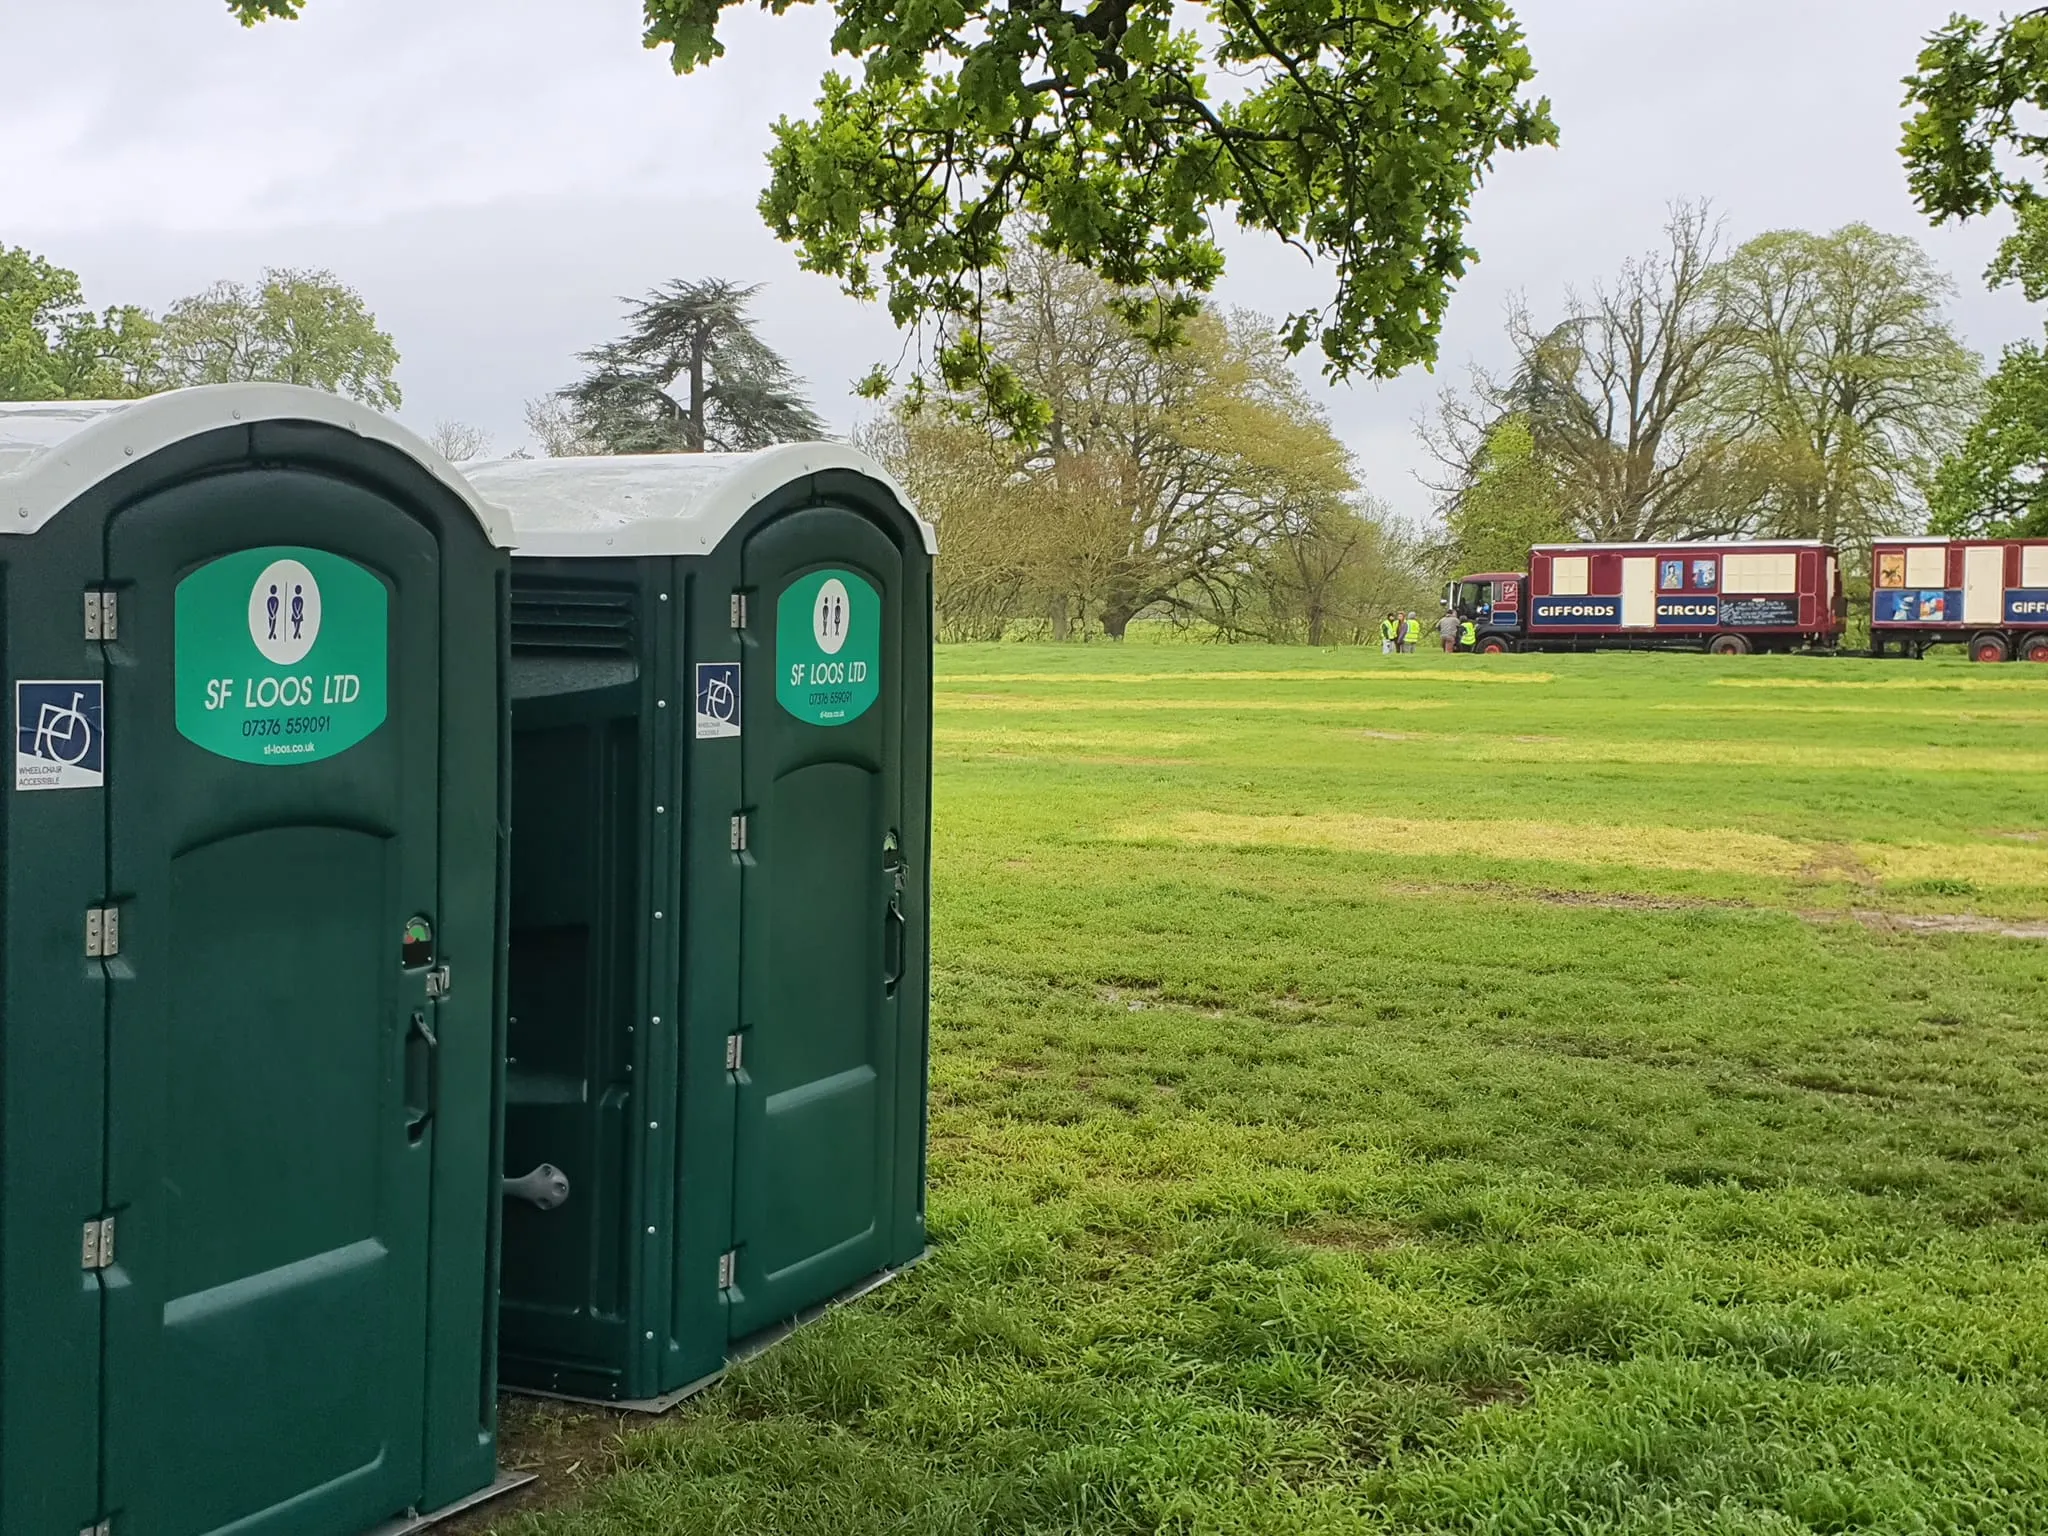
[812, 577, 852, 656]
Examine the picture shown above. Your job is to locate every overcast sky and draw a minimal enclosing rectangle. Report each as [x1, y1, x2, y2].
[4, 0, 2038, 525]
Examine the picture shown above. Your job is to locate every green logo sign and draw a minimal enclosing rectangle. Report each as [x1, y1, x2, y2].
[776, 568, 880, 727]
[175, 546, 389, 765]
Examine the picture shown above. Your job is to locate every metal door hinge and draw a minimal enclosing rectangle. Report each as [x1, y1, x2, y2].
[86, 906, 120, 958]
[729, 592, 748, 629]
[81, 1215, 116, 1271]
[717, 1249, 738, 1290]
[729, 813, 749, 853]
[724, 1032, 744, 1072]
[425, 964, 451, 1000]
[85, 590, 119, 641]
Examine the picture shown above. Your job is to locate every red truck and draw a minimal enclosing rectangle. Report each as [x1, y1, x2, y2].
[1870, 537, 2048, 662]
[1448, 540, 1845, 655]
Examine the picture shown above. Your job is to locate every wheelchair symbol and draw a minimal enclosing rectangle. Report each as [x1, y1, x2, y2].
[702, 675, 736, 723]
[33, 691, 96, 766]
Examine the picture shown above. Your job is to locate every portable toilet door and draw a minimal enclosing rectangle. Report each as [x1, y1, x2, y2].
[0, 387, 514, 1536]
[728, 497, 925, 1340]
[471, 446, 933, 1406]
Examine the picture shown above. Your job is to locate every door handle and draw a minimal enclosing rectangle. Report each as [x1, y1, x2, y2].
[404, 1010, 439, 1142]
[883, 899, 906, 995]
[503, 1163, 572, 1211]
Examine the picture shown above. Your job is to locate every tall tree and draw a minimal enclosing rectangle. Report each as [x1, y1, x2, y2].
[227, 0, 1555, 419]
[426, 420, 493, 462]
[1930, 342, 2048, 535]
[1210, 494, 1432, 646]
[1429, 204, 1737, 544]
[1903, 8, 2048, 234]
[901, 247, 1361, 639]
[860, 411, 1038, 642]
[1436, 413, 1570, 576]
[1707, 225, 1981, 549]
[155, 269, 401, 408]
[561, 280, 825, 454]
[0, 244, 159, 401]
[522, 396, 599, 458]
[1901, 10, 2048, 536]
[1019, 252, 1357, 637]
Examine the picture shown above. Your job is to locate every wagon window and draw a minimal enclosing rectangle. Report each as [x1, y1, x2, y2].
[2024, 545, 2048, 589]
[1551, 556, 1589, 595]
[1904, 545, 1946, 588]
[1722, 552, 1797, 593]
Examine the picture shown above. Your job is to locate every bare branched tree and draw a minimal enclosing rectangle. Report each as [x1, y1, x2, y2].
[1426, 203, 1741, 546]
[522, 395, 597, 458]
[1519, 202, 1740, 539]
[426, 419, 492, 462]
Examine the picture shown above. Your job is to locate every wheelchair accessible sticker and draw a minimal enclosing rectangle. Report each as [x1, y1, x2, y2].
[695, 661, 742, 739]
[17, 681, 105, 791]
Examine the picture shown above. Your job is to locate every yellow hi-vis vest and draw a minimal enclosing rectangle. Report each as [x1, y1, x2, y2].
[1381, 617, 1399, 641]
[1402, 618, 1420, 643]
[1460, 619, 1477, 646]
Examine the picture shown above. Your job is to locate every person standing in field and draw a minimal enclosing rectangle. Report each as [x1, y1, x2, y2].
[1459, 615, 1477, 651]
[1380, 612, 1399, 654]
[1401, 611, 1422, 653]
[1437, 609, 1460, 653]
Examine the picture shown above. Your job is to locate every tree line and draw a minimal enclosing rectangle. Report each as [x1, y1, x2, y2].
[1, 248, 402, 410]
[859, 245, 1438, 643]
[1424, 205, 1985, 588]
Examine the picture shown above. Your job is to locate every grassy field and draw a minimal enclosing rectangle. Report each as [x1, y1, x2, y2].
[497, 647, 2048, 1536]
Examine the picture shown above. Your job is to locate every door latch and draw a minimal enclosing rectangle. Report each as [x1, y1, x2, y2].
[424, 964, 451, 1000]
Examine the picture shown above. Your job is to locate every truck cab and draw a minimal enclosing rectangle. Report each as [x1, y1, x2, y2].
[1445, 572, 1526, 652]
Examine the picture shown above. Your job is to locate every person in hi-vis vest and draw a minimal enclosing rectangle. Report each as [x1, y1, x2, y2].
[1380, 613, 1400, 654]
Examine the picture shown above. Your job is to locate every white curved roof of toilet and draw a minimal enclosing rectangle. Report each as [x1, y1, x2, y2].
[463, 442, 936, 558]
[0, 384, 514, 547]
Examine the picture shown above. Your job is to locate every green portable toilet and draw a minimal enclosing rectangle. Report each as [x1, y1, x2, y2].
[467, 445, 933, 1407]
[0, 386, 517, 1536]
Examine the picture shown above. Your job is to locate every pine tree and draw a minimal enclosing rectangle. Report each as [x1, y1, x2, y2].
[561, 279, 825, 454]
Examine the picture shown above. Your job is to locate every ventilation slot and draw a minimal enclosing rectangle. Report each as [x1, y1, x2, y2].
[510, 585, 636, 657]
[510, 583, 639, 699]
